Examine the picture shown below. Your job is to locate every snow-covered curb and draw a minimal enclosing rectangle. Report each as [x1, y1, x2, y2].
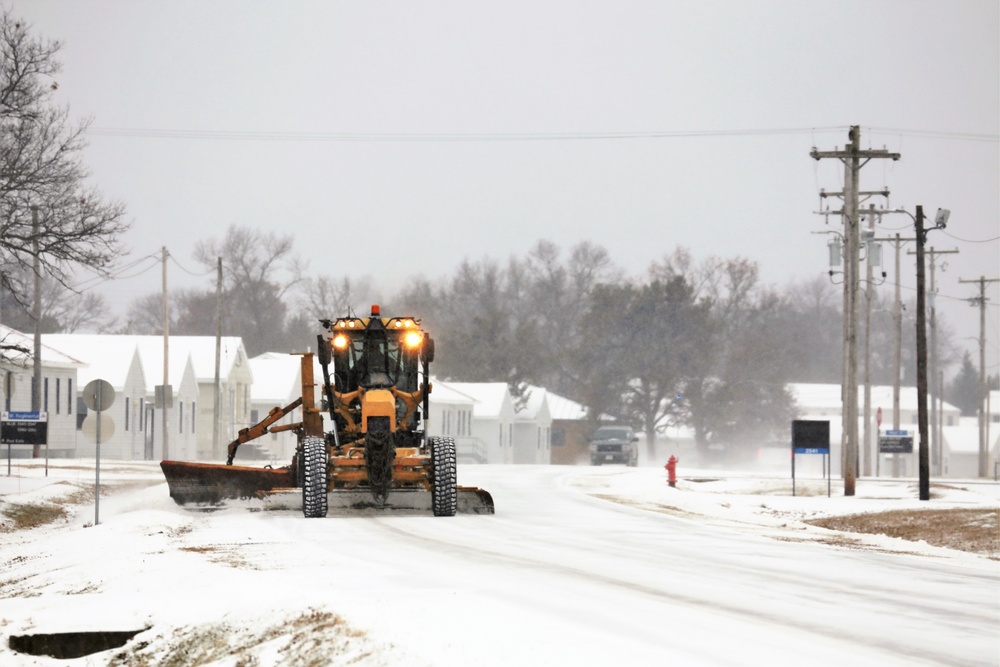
[565, 466, 1000, 561]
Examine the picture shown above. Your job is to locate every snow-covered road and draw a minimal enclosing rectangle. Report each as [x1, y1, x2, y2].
[1, 463, 998, 666]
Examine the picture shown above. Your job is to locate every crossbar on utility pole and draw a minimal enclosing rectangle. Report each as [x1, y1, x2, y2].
[810, 126, 900, 496]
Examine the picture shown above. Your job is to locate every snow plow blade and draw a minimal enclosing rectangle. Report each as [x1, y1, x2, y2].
[161, 460, 495, 515]
[160, 461, 293, 505]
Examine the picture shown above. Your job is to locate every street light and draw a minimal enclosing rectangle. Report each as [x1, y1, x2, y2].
[891, 205, 950, 500]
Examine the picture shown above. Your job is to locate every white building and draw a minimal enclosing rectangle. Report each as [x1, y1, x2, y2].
[436, 381, 516, 464]
[513, 386, 552, 464]
[43, 334, 202, 461]
[247, 352, 305, 463]
[427, 380, 480, 462]
[1, 325, 82, 458]
[42, 334, 147, 460]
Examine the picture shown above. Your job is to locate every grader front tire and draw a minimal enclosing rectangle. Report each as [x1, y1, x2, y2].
[430, 436, 458, 517]
[302, 436, 328, 518]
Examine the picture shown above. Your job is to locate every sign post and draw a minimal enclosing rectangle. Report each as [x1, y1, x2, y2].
[1, 411, 48, 476]
[791, 420, 831, 497]
[82, 379, 115, 525]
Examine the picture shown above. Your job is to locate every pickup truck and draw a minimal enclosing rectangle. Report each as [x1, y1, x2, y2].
[588, 426, 639, 466]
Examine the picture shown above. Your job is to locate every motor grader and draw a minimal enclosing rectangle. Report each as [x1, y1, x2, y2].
[160, 305, 494, 517]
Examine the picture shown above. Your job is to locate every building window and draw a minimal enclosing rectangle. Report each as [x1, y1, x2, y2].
[56, 378, 61, 414]
[125, 397, 130, 431]
[191, 402, 196, 433]
[67, 379, 72, 416]
[44, 377, 49, 412]
[179, 401, 184, 433]
[139, 397, 145, 431]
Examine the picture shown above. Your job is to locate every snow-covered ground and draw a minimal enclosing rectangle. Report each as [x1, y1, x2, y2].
[1, 460, 998, 666]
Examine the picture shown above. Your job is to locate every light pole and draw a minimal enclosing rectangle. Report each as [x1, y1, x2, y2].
[892, 206, 950, 500]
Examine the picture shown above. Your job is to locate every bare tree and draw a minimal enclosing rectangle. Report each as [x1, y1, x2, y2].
[193, 225, 304, 355]
[301, 274, 377, 319]
[0, 10, 128, 321]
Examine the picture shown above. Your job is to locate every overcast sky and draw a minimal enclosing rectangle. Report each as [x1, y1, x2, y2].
[11, 0, 1000, 372]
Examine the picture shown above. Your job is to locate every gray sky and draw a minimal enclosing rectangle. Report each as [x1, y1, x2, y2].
[12, 0, 1000, 373]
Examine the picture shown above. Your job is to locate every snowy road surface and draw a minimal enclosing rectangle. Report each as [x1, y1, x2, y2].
[1, 463, 998, 666]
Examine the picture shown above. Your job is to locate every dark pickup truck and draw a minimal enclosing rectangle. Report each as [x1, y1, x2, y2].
[588, 426, 639, 466]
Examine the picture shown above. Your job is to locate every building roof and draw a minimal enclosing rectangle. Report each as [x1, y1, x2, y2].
[2, 325, 83, 369]
[428, 379, 476, 406]
[542, 389, 588, 421]
[248, 353, 302, 403]
[41, 334, 138, 388]
[790, 383, 960, 414]
[516, 386, 549, 421]
[436, 381, 511, 418]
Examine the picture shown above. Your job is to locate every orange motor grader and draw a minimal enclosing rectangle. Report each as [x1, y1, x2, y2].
[160, 306, 494, 517]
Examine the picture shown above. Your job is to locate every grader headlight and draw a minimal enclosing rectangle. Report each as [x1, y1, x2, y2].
[332, 333, 350, 350]
[403, 331, 423, 349]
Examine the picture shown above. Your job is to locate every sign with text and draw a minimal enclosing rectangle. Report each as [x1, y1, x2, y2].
[791, 419, 830, 454]
[1, 411, 48, 445]
[879, 429, 913, 454]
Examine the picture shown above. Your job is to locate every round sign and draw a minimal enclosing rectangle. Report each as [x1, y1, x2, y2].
[876, 406, 882, 428]
[81, 413, 115, 443]
[82, 379, 115, 412]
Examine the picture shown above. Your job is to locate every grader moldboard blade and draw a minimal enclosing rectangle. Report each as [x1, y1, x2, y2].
[161, 460, 495, 515]
[160, 461, 293, 506]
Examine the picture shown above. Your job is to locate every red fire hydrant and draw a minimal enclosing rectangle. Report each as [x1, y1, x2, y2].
[665, 455, 678, 488]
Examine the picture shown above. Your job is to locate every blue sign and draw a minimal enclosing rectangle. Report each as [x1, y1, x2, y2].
[1, 413, 48, 445]
[2, 411, 47, 421]
[885, 429, 908, 436]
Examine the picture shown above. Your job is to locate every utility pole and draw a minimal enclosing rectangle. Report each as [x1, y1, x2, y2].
[213, 257, 223, 460]
[31, 205, 41, 458]
[914, 207, 930, 500]
[811, 126, 900, 496]
[909, 245, 959, 474]
[862, 205, 882, 478]
[959, 276, 999, 477]
[161, 246, 170, 460]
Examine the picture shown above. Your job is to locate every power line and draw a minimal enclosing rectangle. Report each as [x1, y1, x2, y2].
[866, 127, 999, 142]
[941, 229, 1000, 244]
[84, 124, 999, 143]
[168, 254, 213, 277]
[85, 125, 848, 143]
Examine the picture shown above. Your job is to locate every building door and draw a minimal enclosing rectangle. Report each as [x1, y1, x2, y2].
[145, 406, 155, 460]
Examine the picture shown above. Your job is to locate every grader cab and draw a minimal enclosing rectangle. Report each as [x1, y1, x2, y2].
[160, 306, 494, 517]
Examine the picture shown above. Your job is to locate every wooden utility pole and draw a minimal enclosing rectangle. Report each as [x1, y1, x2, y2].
[213, 257, 223, 459]
[31, 205, 41, 458]
[811, 126, 900, 495]
[162, 246, 170, 460]
[959, 276, 999, 477]
[914, 207, 931, 500]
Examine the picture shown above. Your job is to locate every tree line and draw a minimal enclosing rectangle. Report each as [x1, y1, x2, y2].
[80, 225, 980, 459]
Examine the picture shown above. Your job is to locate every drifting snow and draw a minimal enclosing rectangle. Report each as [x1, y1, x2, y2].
[1, 461, 997, 666]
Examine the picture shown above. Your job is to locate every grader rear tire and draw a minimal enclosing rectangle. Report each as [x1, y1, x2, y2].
[301, 436, 328, 518]
[430, 436, 458, 517]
